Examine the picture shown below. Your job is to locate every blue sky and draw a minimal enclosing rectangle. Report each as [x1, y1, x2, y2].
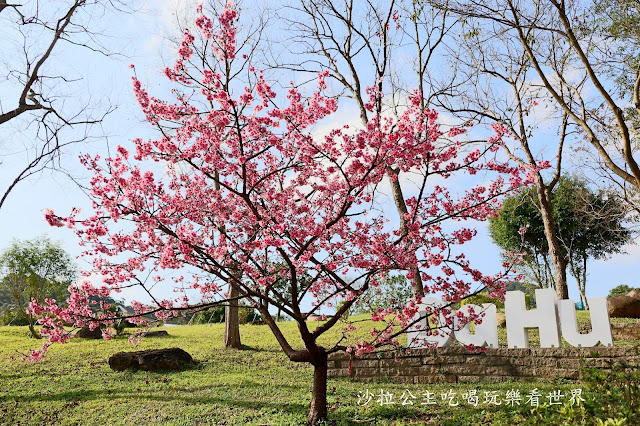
[0, 0, 638, 308]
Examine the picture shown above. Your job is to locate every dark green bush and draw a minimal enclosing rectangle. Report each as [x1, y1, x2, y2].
[190, 305, 262, 325]
[580, 351, 640, 424]
[0, 307, 30, 326]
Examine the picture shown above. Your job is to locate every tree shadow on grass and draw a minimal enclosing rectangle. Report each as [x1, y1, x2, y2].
[3, 380, 312, 416]
[235, 344, 280, 353]
[0, 384, 461, 425]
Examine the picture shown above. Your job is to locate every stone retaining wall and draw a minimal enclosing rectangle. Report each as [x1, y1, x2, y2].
[328, 346, 640, 384]
[612, 322, 640, 341]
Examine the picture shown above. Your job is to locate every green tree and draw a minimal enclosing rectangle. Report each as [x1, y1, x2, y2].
[349, 275, 413, 315]
[608, 284, 637, 298]
[0, 237, 76, 337]
[489, 188, 554, 290]
[489, 175, 632, 307]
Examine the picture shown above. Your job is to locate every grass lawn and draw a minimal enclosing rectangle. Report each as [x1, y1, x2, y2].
[0, 313, 637, 425]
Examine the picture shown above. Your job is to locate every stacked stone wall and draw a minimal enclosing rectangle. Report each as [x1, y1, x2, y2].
[328, 346, 640, 384]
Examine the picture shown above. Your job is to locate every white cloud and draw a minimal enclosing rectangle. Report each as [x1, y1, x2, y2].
[594, 240, 640, 266]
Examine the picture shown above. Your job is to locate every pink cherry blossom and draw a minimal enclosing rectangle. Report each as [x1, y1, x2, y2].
[27, 5, 526, 421]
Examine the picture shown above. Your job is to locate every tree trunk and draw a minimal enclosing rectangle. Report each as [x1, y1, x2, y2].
[216, 171, 241, 348]
[541, 251, 554, 289]
[307, 354, 328, 425]
[578, 288, 589, 310]
[388, 167, 425, 297]
[224, 284, 241, 348]
[581, 254, 589, 310]
[27, 318, 41, 339]
[537, 186, 569, 300]
[19, 298, 40, 339]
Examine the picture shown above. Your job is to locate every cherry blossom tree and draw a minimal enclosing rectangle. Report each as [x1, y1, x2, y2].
[160, 0, 271, 349]
[28, 3, 528, 424]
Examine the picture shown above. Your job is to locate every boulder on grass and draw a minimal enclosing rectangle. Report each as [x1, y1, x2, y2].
[108, 348, 196, 371]
[627, 289, 640, 300]
[608, 295, 640, 318]
[75, 325, 103, 339]
[144, 330, 169, 337]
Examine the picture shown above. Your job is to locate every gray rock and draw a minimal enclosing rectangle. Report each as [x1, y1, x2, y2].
[75, 325, 103, 339]
[108, 348, 196, 371]
[144, 330, 169, 337]
[608, 295, 640, 318]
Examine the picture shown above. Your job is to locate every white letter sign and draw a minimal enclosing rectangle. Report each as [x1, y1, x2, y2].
[407, 297, 453, 348]
[454, 303, 499, 348]
[505, 288, 561, 348]
[407, 289, 613, 349]
[558, 297, 613, 347]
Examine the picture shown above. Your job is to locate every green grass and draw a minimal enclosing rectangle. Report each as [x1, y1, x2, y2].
[0, 314, 636, 425]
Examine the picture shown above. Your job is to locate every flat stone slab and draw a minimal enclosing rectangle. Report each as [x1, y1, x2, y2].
[145, 330, 169, 337]
[108, 348, 196, 371]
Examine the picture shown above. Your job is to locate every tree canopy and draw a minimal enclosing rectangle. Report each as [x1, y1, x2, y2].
[28, 4, 526, 423]
[489, 175, 632, 305]
[0, 236, 76, 337]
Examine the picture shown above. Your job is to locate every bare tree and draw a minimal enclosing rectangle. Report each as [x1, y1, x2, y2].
[425, 3, 582, 299]
[0, 0, 133, 210]
[431, 0, 640, 222]
[270, 0, 463, 297]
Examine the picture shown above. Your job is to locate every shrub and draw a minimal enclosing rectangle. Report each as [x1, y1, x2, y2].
[0, 307, 30, 326]
[348, 275, 412, 315]
[190, 305, 262, 325]
[580, 348, 640, 424]
[460, 292, 505, 309]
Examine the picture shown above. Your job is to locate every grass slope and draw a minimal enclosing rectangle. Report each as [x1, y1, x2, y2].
[0, 313, 635, 425]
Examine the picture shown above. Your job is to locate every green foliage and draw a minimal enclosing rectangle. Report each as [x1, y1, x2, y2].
[505, 282, 537, 307]
[579, 352, 640, 424]
[239, 306, 263, 324]
[460, 282, 535, 310]
[488, 184, 553, 289]
[488, 175, 631, 290]
[0, 307, 30, 326]
[191, 306, 225, 324]
[349, 275, 413, 315]
[554, 176, 631, 260]
[0, 237, 77, 331]
[608, 284, 637, 298]
[335, 300, 350, 320]
[190, 305, 263, 325]
[0, 286, 28, 325]
[460, 292, 505, 309]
